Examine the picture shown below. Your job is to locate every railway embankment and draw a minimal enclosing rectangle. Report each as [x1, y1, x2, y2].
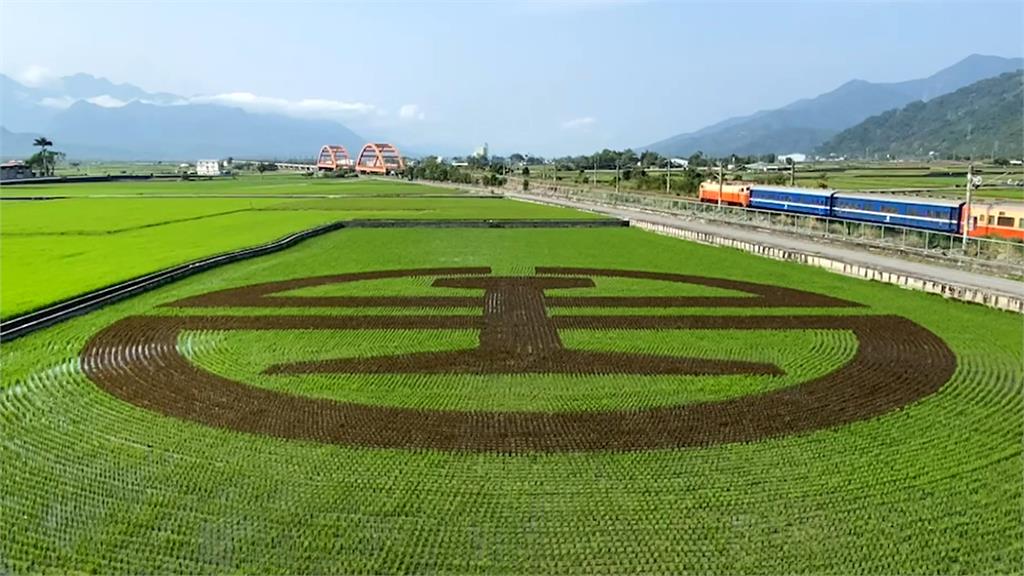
[508, 191, 1024, 313]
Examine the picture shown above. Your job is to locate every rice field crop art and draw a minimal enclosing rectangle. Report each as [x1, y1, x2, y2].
[2, 227, 1021, 574]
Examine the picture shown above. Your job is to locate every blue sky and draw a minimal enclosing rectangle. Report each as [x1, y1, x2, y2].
[2, 0, 1022, 156]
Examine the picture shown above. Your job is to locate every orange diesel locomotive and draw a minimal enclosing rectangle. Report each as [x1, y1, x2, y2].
[698, 181, 752, 206]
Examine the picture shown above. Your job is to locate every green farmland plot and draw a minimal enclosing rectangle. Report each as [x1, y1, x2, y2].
[1, 226, 1020, 573]
[1, 189, 597, 317]
[0, 174, 459, 197]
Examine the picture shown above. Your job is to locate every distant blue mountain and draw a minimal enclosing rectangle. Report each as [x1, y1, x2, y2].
[645, 54, 1024, 157]
[48, 100, 365, 160]
[0, 73, 366, 161]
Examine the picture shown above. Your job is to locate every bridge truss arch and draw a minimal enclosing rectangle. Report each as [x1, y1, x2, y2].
[355, 143, 405, 175]
[316, 145, 353, 171]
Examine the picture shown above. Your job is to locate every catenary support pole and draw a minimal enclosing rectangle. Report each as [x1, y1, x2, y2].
[962, 163, 974, 250]
[718, 164, 723, 208]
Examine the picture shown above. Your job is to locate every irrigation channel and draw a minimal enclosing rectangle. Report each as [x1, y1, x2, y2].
[0, 218, 626, 342]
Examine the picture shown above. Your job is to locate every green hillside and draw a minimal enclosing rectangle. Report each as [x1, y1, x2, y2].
[819, 71, 1024, 159]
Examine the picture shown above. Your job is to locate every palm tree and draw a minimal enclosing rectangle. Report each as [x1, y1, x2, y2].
[33, 137, 54, 176]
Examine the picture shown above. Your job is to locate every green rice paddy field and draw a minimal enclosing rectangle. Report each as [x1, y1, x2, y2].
[1, 201, 1021, 573]
[0, 175, 456, 197]
[0, 179, 596, 317]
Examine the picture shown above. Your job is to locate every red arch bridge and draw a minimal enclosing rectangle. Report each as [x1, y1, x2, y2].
[244, 143, 406, 175]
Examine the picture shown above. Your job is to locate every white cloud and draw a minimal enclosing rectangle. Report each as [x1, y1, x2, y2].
[24, 74, 387, 124]
[17, 64, 58, 87]
[561, 116, 596, 129]
[38, 96, 75, 109]
[142, 97, 190, 106]
[86, 95, 128, 108]
[39, 94, 128, 109]
[398, 104, 426, 121]
[190, 92, 380, 121]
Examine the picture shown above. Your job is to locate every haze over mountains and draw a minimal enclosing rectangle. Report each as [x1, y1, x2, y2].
[645, 54, 1023, 158]
[0, 54, 1020, 162]
[0, 74, 364, 160]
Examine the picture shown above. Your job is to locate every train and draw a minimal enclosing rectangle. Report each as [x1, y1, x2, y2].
[698, 181, 1024, 240]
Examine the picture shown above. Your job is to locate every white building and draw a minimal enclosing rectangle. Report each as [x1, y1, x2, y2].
[196, 159, 221, 176]
[777, 153, 807, 163]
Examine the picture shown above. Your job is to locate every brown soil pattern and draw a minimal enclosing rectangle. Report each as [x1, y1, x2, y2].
[268, 275, 780, 376]
[169, 267, 862, 310]
[81, 268, 955, 453]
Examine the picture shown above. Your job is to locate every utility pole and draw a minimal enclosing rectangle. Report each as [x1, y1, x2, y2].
[962, 163, 974, 250]
[717, 163, 723, 208]
[666, 159, 671, 194]
[615, 159, 620, 194]
[593, 158, 597, 188]
[790, 161, 795, 186]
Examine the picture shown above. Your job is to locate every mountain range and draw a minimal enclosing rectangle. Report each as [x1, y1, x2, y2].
[1, 54, 1021, 162]
[819, 71, 1024, 159]
[0, 74, 364, 161]
[645, 54, 1023, 157]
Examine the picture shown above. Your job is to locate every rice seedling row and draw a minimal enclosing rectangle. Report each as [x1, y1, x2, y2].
[1, 227, 1020, 573]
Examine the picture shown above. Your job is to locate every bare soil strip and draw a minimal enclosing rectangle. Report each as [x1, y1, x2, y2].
[172, 267, 863, 310]
[270, 276, 778, 376]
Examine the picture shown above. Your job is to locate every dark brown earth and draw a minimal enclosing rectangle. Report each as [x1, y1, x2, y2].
[169, 266, 862, 310]
[81, 267, 955, 453]
[268, 275, 780, 376]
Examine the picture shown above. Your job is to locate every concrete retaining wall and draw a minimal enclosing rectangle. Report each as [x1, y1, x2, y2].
[633, 220, 1024, 313]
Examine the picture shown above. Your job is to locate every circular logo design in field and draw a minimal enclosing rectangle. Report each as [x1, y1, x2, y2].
[81, 267, 955, 452]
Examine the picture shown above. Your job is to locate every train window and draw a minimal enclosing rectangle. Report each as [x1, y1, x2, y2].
[997, 216, 1015, 227]
[1019, 219, 1024, 229]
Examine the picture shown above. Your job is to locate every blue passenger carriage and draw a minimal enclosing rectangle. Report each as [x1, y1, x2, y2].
[749, 185, 833, 216]
[831, 193, 964, 234]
